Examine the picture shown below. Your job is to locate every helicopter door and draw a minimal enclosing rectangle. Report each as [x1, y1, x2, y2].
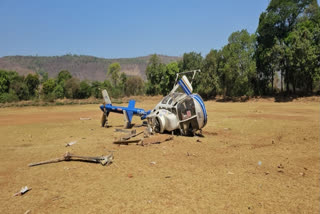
[177, 97, 196, 121]
[177, 97, 200, 135]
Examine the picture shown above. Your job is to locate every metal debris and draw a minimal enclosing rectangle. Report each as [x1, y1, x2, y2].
[65, 141, 77, 147]
[13, 186, 31, 196]
[140, 135, 174, 146]
[28, 151, 114, 167]
[121, 131, 144, 141]
[113, 139, 142, 145]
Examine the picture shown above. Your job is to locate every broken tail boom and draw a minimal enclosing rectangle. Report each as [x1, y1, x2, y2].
[100, 99, 150, 128]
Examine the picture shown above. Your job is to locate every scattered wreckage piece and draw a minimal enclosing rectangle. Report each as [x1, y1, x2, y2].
[65, 141, 77, 147]
[121, 131, 144, 141]
[13, 186, 32, 197]
[113, 129, 173, 146]
[140, 135, 174, 146]
[113, 139, 142, 145]
[28, 151, 114, 167]
[113, 129, 144, 144]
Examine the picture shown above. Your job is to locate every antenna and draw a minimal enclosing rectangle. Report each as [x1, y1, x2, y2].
[174, 69, 201, 86]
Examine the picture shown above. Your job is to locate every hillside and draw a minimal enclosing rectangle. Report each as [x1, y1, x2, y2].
[0, 54, 180, 81]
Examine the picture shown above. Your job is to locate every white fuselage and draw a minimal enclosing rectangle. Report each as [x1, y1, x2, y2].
[146, 92, 207, 135]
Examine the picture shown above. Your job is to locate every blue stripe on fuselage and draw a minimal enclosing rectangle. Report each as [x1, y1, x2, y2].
[191, 94, 207, 126]
[178, 79, 191, 95]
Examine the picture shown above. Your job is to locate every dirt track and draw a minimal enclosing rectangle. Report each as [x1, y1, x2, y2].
[0, 99, 319, 213]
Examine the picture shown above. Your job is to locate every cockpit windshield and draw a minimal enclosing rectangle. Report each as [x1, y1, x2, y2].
[161, 95, 171, 104]
[177, 97, 196, 120]
[161, 93, 184, 105]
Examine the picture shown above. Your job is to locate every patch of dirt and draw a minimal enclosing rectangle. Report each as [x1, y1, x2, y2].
[0, 101, 319, 213]
[229, 113, 307, 121]
[0, 110, 100, 126]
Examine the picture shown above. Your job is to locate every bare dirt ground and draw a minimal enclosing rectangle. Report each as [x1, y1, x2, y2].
[0, 98, 319, 213]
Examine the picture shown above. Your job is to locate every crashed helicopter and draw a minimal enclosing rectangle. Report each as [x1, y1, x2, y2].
[99, 70, 207, 136]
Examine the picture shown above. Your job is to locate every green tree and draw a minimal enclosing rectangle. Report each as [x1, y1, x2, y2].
[7, 71, 27, 100]
[57, 70, 72, 84]
[286, 22, 320, 92]
[53, 84, 64, 99]
[0, 90, 19, 103]
[146, 54, 165, 95]
[125, 76, 145, 96]
[25, 73, 40, 97]
[7, 71, 21, 83]
[256, 0, 317, 94]
[0, 70, 10, 94]
[56, 70, 73, 97]
[178, 52, 203, 94]
[108, 62, 121, 86]
[102, 80, 112, 91]
[78, 80, 91, 99]
[179, 52, 203, 72]
[119, 72, 127, 95]
[288, 1, 320, 92]
[196, 49, 220, 99]
[218, 30, 256, 97]
[64, 78, 80, 99]
[160, 62, 179, 95]
[11, 82, 29, 100]
[42, 79, 56, 95]
[91, 81, 103, 98]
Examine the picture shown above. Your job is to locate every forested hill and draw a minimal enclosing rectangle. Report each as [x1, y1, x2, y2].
[0, 54, 180, 81]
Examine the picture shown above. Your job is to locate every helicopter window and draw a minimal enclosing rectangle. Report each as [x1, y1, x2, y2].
[172, 93, 184, 106]
[173, 92, 184, 100]
[168, 98, 173, 105]
[177, 97, 196, 120]
[161, 96, 170, 104]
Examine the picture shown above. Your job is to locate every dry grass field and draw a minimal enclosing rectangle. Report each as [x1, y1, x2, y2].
[0, 97, 319, 213]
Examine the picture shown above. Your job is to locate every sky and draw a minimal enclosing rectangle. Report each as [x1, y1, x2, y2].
[1, 0, 317, 58]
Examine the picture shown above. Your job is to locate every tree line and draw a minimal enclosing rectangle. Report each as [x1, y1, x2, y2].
[0, 64, 145, 103]
[146, 0, 320, 98]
